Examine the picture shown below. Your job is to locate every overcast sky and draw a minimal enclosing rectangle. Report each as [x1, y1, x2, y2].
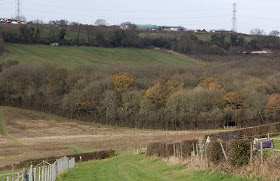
[0, 0, 280, 34]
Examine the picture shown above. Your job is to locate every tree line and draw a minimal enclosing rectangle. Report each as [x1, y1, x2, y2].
[1, 21, 280, 55]
[1, 57, 280, 130]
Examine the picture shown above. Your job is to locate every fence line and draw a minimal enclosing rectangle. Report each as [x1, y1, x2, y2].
[1, 156, 75, 181]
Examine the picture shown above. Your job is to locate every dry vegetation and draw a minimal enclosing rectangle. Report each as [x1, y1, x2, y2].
[0, 106, 219, 165]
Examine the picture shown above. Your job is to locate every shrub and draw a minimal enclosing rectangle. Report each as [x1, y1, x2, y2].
[181, 139, 198, 158]
[207, 141, 225, 164]
[227, 139, 251, 167]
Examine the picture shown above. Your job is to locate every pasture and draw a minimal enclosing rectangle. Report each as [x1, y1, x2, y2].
[0, 106, 218, 165]
[57, 154, 250, 181]
[0, 43, 201, 68]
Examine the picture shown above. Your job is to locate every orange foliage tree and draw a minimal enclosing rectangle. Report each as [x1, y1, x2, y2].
[112, 73, 135, 91]
[197, 77, 223, 91]
[76, 98, 93, 113]
[265, 94, 280, 121]
[223, 92, 242, 109]
[144, 79, 184, 107]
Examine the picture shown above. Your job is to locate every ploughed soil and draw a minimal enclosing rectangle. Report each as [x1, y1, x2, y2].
[0, 107, 222, 165]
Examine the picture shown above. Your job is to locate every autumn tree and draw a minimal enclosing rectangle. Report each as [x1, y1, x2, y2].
[223, 92, 242, 109]
[76, 98, 93, 113]
[197, 77, 223, 91]
[112, 72, 135, 91]
[144, 79, 183, 107]
[265, 94, 280, 121]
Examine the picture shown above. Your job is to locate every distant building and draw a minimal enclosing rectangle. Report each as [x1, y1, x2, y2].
[210, 29, 232, 33]
[50, 43, 59, 47]
[195, 29, 208, 33]
[137, 24, 159, 31]
[158, 26, 186, 32]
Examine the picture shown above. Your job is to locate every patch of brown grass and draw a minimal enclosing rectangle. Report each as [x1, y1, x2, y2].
[0, 106, 221, 166]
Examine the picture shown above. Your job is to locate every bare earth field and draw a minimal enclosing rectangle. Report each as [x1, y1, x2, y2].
[0, 106, 221, 165]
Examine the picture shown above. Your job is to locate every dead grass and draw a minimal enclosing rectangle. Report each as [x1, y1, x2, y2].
[0, 106, 222, 166]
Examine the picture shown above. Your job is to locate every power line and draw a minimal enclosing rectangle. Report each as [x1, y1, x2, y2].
[24, 2, 232, 13]
[16, 0, 21, 20]
[23, 8, 230, 20]
[232, 2, 237, 32]
[238, 15, 280, 22]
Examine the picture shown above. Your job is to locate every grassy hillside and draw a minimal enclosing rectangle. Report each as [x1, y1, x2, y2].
[58, 154, 250, 181]
[0, 43, 201, 68]
[0, 106, 217, 165]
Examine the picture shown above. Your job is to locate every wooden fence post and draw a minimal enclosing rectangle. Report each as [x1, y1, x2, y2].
[268, 133, 270, 141]
[272, 141, 275, 155]
[199, 144, 203, 161]
[173, 144, 176, 157]
[23, 168, 27, 181]
[45, 166, 47, 181]
[39, 167, 41, 181]
[219, 141, 228, 162]
[260, 142, 263, 163]
[250, 142, 253, 165]
[33, 167, 36, 181]
[180, 143, 183, 158]
[196, 143, 199, 157]
[42, 166, 44, 181]
[192, 143, 195, 157]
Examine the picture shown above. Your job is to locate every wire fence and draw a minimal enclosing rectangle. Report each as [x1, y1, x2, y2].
[0, 156, 75, 181]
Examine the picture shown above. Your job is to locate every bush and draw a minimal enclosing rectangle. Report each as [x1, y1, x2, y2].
[181, 139, 198, 158]
[147, 139, 198, 158]
[207, 141, 225, 164]
[227, 139, 251, 166]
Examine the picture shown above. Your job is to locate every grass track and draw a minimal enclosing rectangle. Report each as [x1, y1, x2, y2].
[0, 107, 26, 146]
[58, 155, 250, 181]
[0, 43, 201, 69]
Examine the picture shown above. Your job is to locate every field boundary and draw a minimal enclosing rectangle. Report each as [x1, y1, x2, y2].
[0, 150, 115, 172]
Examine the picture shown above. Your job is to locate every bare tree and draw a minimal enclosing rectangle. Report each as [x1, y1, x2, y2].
[269, 30, 280, 37]
[95, 19, 107, 26]
[120, 22, 132, 30]
[250, 28, 266, 35]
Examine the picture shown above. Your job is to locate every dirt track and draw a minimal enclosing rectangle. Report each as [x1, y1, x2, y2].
[0, 107, 220, 165]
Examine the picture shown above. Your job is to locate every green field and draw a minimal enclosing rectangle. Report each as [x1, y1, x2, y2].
[0, 43, 201, 68]
[58, 155, 250, 181]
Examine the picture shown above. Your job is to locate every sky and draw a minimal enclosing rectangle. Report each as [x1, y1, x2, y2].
[0, 0, 280, 34]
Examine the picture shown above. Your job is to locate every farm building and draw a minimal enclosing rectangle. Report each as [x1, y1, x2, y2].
[158, 26, 186, 32]
[137, 24, 159, 31]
